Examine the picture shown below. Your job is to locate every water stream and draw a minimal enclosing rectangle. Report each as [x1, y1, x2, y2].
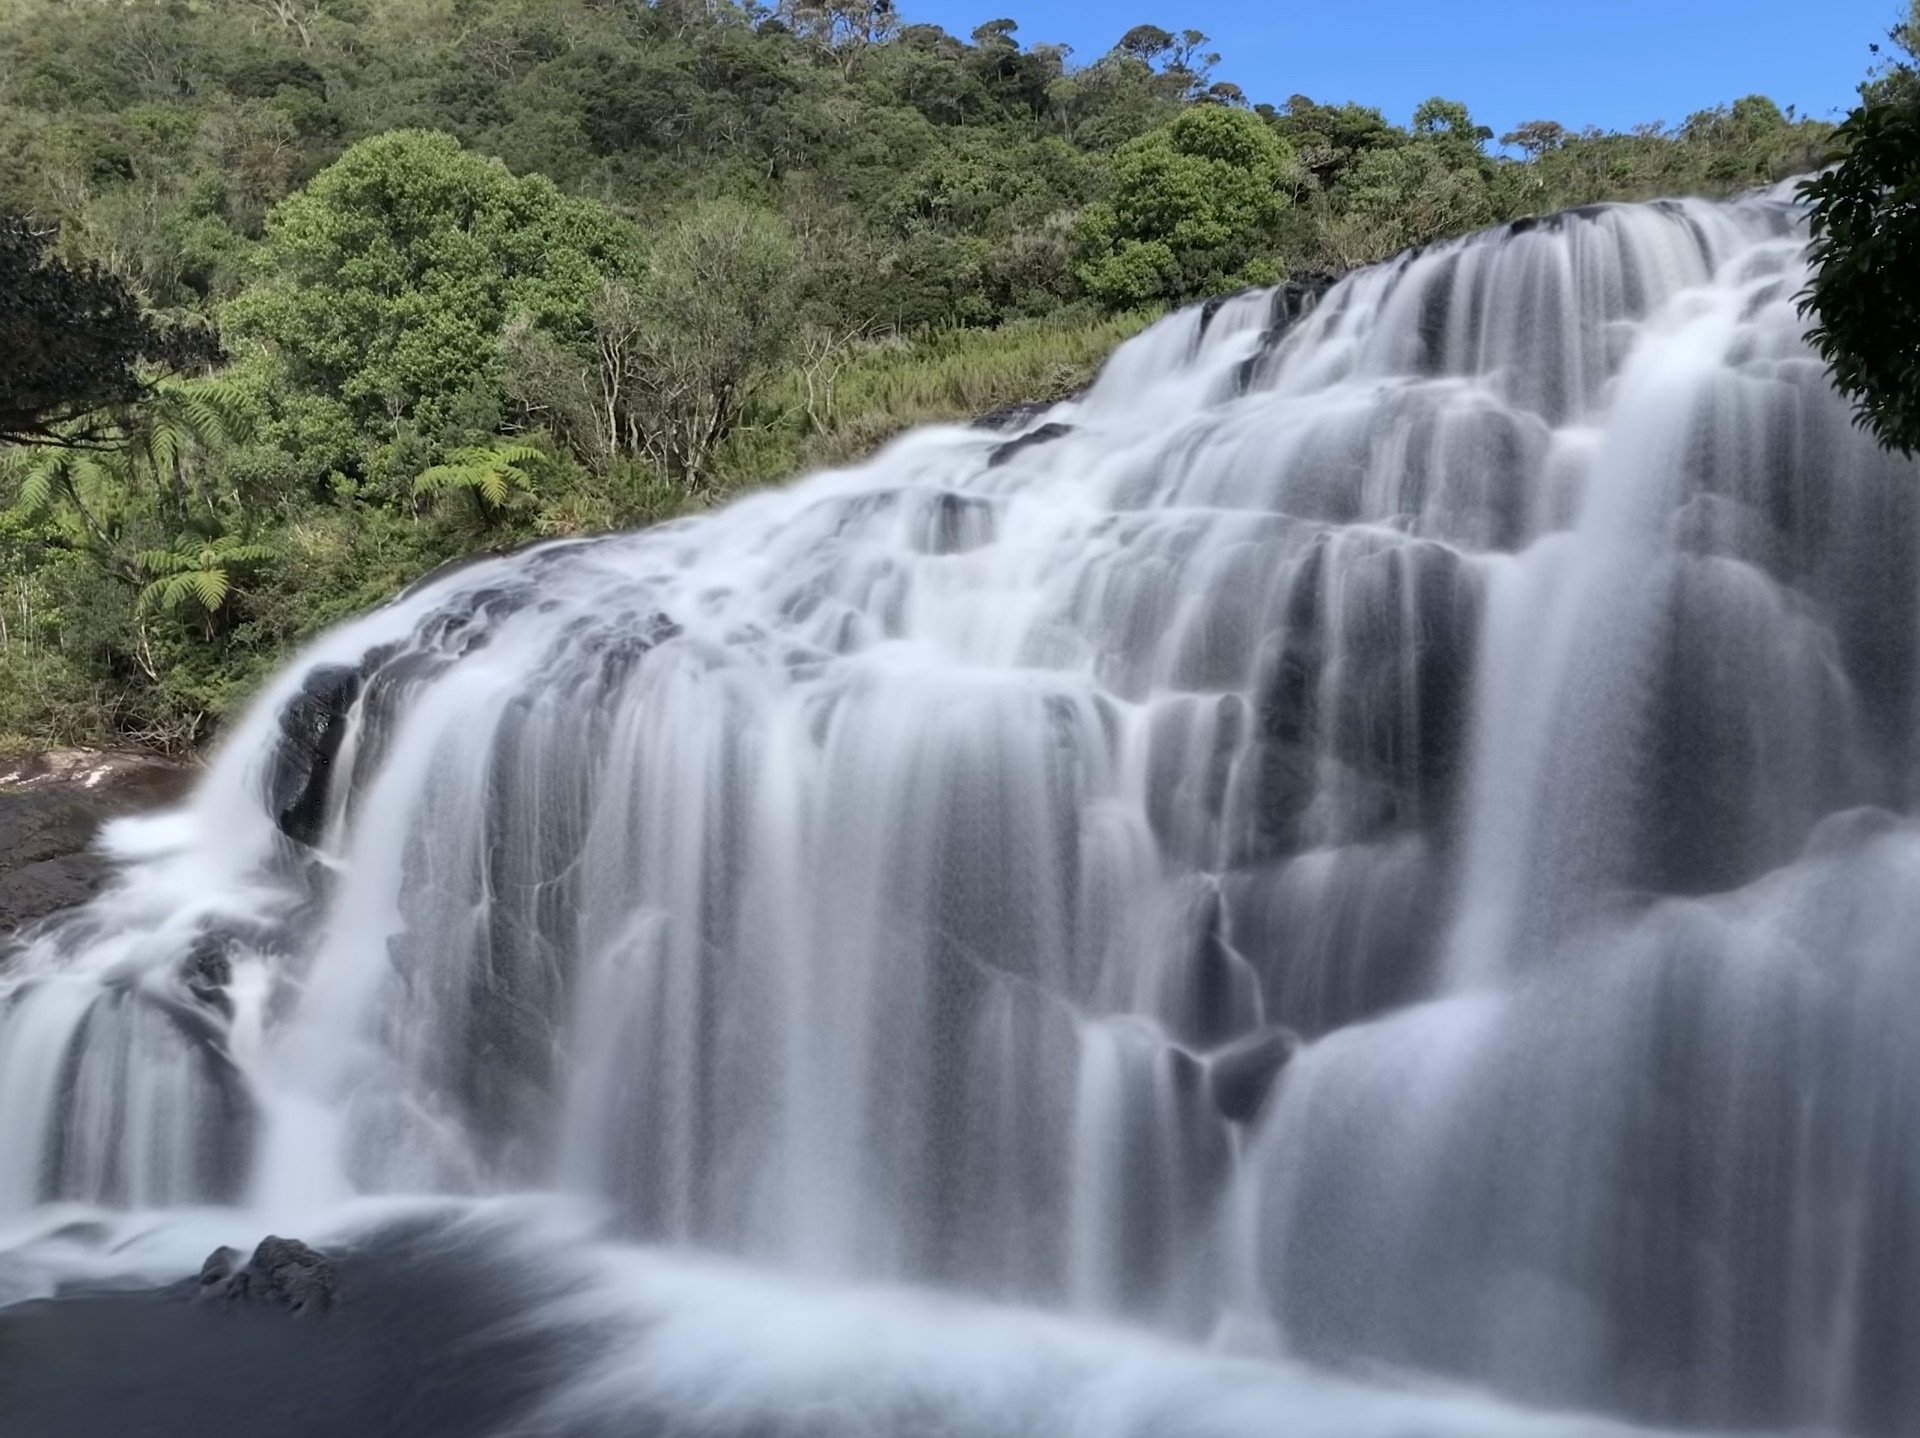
[3, 185, 1917, 1435]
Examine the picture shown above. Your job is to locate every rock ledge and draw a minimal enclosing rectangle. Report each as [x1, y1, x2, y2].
[0, 748, 194, 936]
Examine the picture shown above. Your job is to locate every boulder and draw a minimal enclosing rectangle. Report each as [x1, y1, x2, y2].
[198, 1236, 337, 1316]
[987, 421, 1075, 469]
[0, 750, 193, 938]
[266, 665, 363, 846]
[971, 399, 1060, 432]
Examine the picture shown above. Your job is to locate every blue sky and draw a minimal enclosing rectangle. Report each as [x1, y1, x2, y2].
[901, 1, 1900, 140]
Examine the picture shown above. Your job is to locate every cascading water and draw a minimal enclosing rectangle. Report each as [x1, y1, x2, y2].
[4, 186, 1918, 1437]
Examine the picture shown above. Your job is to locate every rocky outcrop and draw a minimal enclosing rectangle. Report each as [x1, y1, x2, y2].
[0, 750, 193, 936]
[986, 420, 1074, 468]
[267, 665, 364, 847]
[197, 1236, 338, 1316]
[971, 399, 1059, 432]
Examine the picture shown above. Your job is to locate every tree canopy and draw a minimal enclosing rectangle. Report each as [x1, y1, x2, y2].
[1799, 12, 1920, 454]
[0, 220, 214, 447]
[1076, 105, 1295, 308]
[229, 130, 640, 458]
[0, 0, 1844, 752]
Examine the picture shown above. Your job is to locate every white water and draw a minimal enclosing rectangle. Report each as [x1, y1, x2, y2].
[4, 188, 1919, 1434]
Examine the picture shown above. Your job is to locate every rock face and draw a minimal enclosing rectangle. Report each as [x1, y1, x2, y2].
[0, 750, 193, 936]
[197, 1236, 338, 1316]
[267, 664, 364, 847]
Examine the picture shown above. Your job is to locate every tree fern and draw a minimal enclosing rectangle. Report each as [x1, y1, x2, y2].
[413, 443, 548, 510]
[4, 375, 256, 530]
[135, 532, 278, 616]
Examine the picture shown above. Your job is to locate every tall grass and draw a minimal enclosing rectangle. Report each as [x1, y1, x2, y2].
[714, 307, 1160, 490]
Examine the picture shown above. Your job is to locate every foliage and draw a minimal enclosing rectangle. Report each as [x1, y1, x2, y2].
[1799, 13, 1920, 454]
[228, 130, 640, 473]
[136, 530, 278, 618]
[625, 200, 799, 488]
[0, 217, 216, 445]
[413, 442, 548, 512]
[0, 0, 1845, 752]
[1077, 106, 1295, 309]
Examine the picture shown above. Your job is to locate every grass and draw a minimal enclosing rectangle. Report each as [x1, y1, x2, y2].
[715, 306, 1161, 489]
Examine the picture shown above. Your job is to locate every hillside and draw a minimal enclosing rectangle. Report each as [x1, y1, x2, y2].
[0, 0, 1835, 751]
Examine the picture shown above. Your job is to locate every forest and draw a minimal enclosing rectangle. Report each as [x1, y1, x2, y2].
[0, 0, 1843, 751]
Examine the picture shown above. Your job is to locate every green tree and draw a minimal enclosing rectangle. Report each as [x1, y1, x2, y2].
[227, 130, 640, 462]
[1799, 12, 1920, 453]
[0, 217, 217, 446]
[1076, 105, 1295, 309]
[1323, 140, 1497, 267]
[1412, 96, 1493, 153]
[624, 200, 800, 489]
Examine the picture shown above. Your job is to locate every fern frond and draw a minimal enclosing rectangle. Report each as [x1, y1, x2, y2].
[219, 542, 278, 566]
[137, 574, 189, 614]
[489, 444, 548, 468]
[135, 547, 192, 575]
[412, 464, 470, 495]
[146, 417, 186, 478]
[188, 568, 229, 610]
[9, 452, 63, 516]
[181, 378, 256, 442]
[66, 452, 115, 495]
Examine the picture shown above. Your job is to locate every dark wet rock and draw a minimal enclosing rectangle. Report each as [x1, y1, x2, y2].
[1221, 840, 1441, 1039]
[0, 751, 194, 939]
[1208, 1026, 1298, 1124]
[972, 399, 1060, 431]
[916, 492, 998, 555]
[1170, 883, 1261, 1050]
[33, 983, 258, 1206]
[1280, 268, 1339, 322]
[2, 1214, 586, 1438]
[397, 536, 589, 602]
[198, 1236, 338, 1316]
[267, 664, 364, 847]
[183, 933, 236, 1017]
[198, 1245, 243, 1287]
[987, 421, 1074, 469]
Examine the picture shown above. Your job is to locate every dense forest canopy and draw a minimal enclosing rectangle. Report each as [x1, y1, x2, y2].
[0, 0, 1844, 750]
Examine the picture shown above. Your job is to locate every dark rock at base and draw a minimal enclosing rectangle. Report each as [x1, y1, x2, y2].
[0, 1214, 587, 1438]
[972, 399, 1061, 432]
[199, 1236, 339, 1316]
[0, 750, 194, 939]
[1208, 1025, 1298, 1124]
[987, 421, 1075, 469]
[199, 1245, 243, 1285]
[267, 664, 364, 847]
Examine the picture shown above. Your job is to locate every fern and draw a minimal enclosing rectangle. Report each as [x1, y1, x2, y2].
[413, 443, 548, 510]
[1, 448, 61, 517]
[135, 533, 277, 616]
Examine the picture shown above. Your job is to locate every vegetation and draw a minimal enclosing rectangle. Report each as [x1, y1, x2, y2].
[0, 218, 215, 445]
[0, 0, 1840, 752]
[1801, 5, 1920, 455]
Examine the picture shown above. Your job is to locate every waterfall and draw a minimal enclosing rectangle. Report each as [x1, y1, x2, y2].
[5, 187, 1919, 1437]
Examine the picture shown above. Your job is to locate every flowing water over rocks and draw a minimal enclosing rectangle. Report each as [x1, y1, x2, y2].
[3, 187, 1918, 1436]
